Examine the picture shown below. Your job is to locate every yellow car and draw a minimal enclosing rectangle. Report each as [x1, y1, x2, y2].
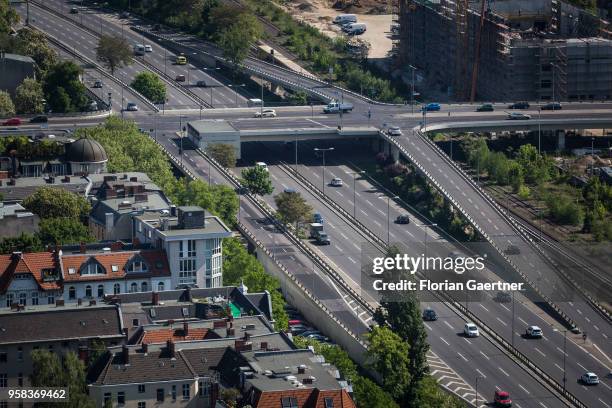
[176, 55, 187, 65]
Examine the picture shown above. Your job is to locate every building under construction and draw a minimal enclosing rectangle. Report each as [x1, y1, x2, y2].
[394, 0, 612, 101]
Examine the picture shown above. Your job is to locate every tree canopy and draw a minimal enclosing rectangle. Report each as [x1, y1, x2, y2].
[23, 187, 91, 221]
[15, 77, 45, 114]
[43, 61, 88, 113]
[0, 90, 15, 117]
[96, 34, 133, 75]
[131, 71, 166, 104]
[274, 191, 313, 230]
[366, 326, 411, 400]
[241, 166, 273, 197]
[207, 143, 236, 168]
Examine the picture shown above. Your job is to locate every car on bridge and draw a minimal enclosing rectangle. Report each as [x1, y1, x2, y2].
[507, 112, 531, 120]
[175, 74, 186, 82]
[541, 101, 562, 110]
[196, 80, 208, 87]
[329, 178, 343, 187]
[387, 125, 403, 136]
[395, 214, 410, 224]
[508, 101, 530, 109]
[254, 109, 277, 118]
[495, 291, 512, 303]
[422, 308, 437, 321]
[525, 325, 543, 338]
[579, 372, 600, 385]
[422, 102, 441, 112]
[463, 322, 479, 337]
[313, 212, 323, 224]
[70, 7, 78, 14]
[255, 162, 268, 172]
[29, 115, 48, 124]
[126, 102, 139, 111]
[2, 118, 21, 126]
[144, 45, 153, 53]
[493, 390, 512, 407]
[176, 54, 187, 65]
[476, 103, 494, 112]
[93, 80, 103, 88]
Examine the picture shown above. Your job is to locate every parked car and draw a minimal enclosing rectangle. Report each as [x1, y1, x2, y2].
[387, 125, 403, 136]
[463, 323, 479, 337]
[283, 188, 297, 194]
[495, 291, 512, 303]
[395, 214, 410, 224]
[126, 102, 139, 111]
[290, 324, 312, 335]
[525, 326, 543, 338]
[508, 101, 530, 109]
[306, 333, 330, 342]
[2, 118, 21, 126]
[299, 330, 321, 338]
[195, 80, 208, 87]
[254, 109, 277, 118]
[541, 102, 562, 110]
[330, 178, 343, 187]
[422, 308, 437, 321]
[579, 372, 600, 385]
[477, 103, 494, 112]
[288, 319, 305, 326]
[422, 102, 441, 112]
[144, 44, 153, 53]
[93, 80, 103, 88]
[70, 7, 78, 14]
[507, 112, 531, 120]
[493, 390, 512, 407]
[29, 115, 48, 123]
[175, 74, 186, 82]
[313, 212, 323, 224]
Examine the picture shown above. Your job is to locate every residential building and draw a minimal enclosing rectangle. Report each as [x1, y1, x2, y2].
[133, 206, 232, 289]
[0, 304, 124, 393]
[0, 202, 39, 238]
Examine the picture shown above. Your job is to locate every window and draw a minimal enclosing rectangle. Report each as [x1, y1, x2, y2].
[141, 282, 148, 292]
[179, 240, 196, 258]
[31, 292, 38, 306]
[138, 403, 146, 408]
[113, 284, 120, 295]
[47, 294, 54, 305]
[81, 261, 105, 275]
[127, 260, 148, 273]
[17, 373, 22, 387]
[138, 384, 145, 393]
[68, 268, 75, 275]
[171, 385, 177, 400]
[179, 259, 196, 285]
[199, 381, 211, 397]
[103, 393, 111, 405]
[138, 222, 142, 233]
[17, 347, 23, 361]
[132, 319, 139, 327]
[85, 285, 92, 298]
[182, 383, 190, 400]
[0, 353, 6, 363]
[98, 285, 104, 298]
[68, 287, 76, 300]
[0, 374, 7, 388]
[324, 397, 335, 408]
[18, 293, 26, 306]
[111, 265, 119, 272]
[5, 294, 12, 307]
[156, 388, 164, 402]
[281, 397, 298, 408]
[130, 283, 138, 293]
[117, 391, 125, 405]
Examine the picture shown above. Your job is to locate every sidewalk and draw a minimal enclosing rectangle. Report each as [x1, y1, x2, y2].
[256, 42, 320, 79]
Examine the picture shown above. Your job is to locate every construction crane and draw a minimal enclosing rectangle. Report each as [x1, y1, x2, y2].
[470, 0, 488, 102]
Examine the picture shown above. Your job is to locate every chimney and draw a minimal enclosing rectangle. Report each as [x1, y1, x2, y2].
[151, 292, 159, 305]
[298, 364, 307, 374]
[11, 251, 23, 261]
[183, 322, 189, 336]
[260, 342, 268, 351]
[170, 205, 177, 217]
[122, 345, 130, 365]
[166, 340, 176, 358]
[110, 241, 123, 251]
[226, 327, 235, 337]
[303, 376, 315, 384]
[142, 343, 149, 354]
[243, 332, 250, 341]
[79, 242, 86, 254]
[130, 176, 138, 182]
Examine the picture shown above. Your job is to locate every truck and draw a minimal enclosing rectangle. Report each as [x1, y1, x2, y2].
[309, 223, 330, 245]
[323, 101, 353, 114]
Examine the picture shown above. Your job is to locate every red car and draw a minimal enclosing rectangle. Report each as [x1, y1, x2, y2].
[2, 117, 21, 126]
[494, 390, 512, 407]
[288, 319, 305, 326]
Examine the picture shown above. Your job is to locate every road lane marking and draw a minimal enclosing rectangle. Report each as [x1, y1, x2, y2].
[439, 337, 450, 346]
[496, 317, 507, 326]
[479, 351, 490, 360]
[534, 347, 546, 357]
[518, 384, 530, 394]
[457, 352, 468, 362]
[554, 363, 563, 371]
[475, 369, 486, 378]
[498, 367, 509, 376]
[444, 321, 454, 330]
[479, 304, 489, 312]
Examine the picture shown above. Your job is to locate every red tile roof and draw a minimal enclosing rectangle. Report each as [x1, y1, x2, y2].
[61, 250, 170, 282]
[140, 327, 220, 344]
[253, 388, 356, 408]
[0, 252, 61, 292]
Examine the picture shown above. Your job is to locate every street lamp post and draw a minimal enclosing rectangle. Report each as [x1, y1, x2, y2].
[475, 375, 484, 408]
[350, 171, 365, 218]
[202, 67, 220, 107]
[553, 328, 568, 391]
[313, 147, 334, 195]
[178, 116, 187, 166]
[408, 64, 417, 114]
[418, 223, 438, 279]
[228, 83, 246, 107]
[379, 195, 400, 245]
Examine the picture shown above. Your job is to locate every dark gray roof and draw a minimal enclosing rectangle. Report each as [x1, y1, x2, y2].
[65, 138, 108, 163]
[180, 346, 229, 376]
[0, 305, 123, 345]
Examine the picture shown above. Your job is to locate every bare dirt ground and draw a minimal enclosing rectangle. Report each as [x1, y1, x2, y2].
[281, 0, 394, 59]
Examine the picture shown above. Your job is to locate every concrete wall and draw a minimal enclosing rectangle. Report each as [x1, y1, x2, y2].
[0, 54, 35, 99]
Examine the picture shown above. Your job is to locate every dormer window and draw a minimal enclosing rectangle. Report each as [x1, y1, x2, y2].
[126, 257, 148, 273]
[80, 259, 106, 275]
[41, 268, 58, 282]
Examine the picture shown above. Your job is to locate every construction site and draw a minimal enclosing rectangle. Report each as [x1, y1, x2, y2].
[394, 0, 612, 101]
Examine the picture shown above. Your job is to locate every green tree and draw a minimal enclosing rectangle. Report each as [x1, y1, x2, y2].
[13, 28, 58, 77]
[241, 166, 274, 197]
[0, 90, 15, 116]
[14, 78, 45, 114]
[288, 91, 308, 106]
[23, 187, 91, 221]
[96, 34, 133, 75]
[43, 61, 88, 113]
[218, 13, 262, 67]
[415, 376, 466, 408]
[353, 376, 400, 408]
[274, 191, 313, 231]
[131, 71, 166, 104]
[207, 143, 237, 168]
[38, 218, 94, 246]
[0, 233, 43, 254]
[0, 0, 18, 35]
[366, 326, 411, 400]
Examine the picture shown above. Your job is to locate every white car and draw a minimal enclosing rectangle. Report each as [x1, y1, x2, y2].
[144, 44, 153, 52]
[330, 177, 343, 187]
[387, 125, 402, 136]
[580, 372, 599, 385]
[507, 112, 531, 120]
[254, 109, 277, 118]
[255, 162, 268, 172]
[464, 323, 479, 337]
[525, 325, 543, 338]
[126, 102, 138, 111]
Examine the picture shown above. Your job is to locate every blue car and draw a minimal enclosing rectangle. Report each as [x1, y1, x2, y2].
[313, 212, 323, 224]
[422, 103, 441, 112]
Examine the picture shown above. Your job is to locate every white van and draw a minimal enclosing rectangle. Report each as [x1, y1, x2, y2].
[255, 162, 268, 172]
[334, 14, 357, 25]
[247, 98, 263, 107]
[133, 44, 145, 56]
[344, 23, 367, 35]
